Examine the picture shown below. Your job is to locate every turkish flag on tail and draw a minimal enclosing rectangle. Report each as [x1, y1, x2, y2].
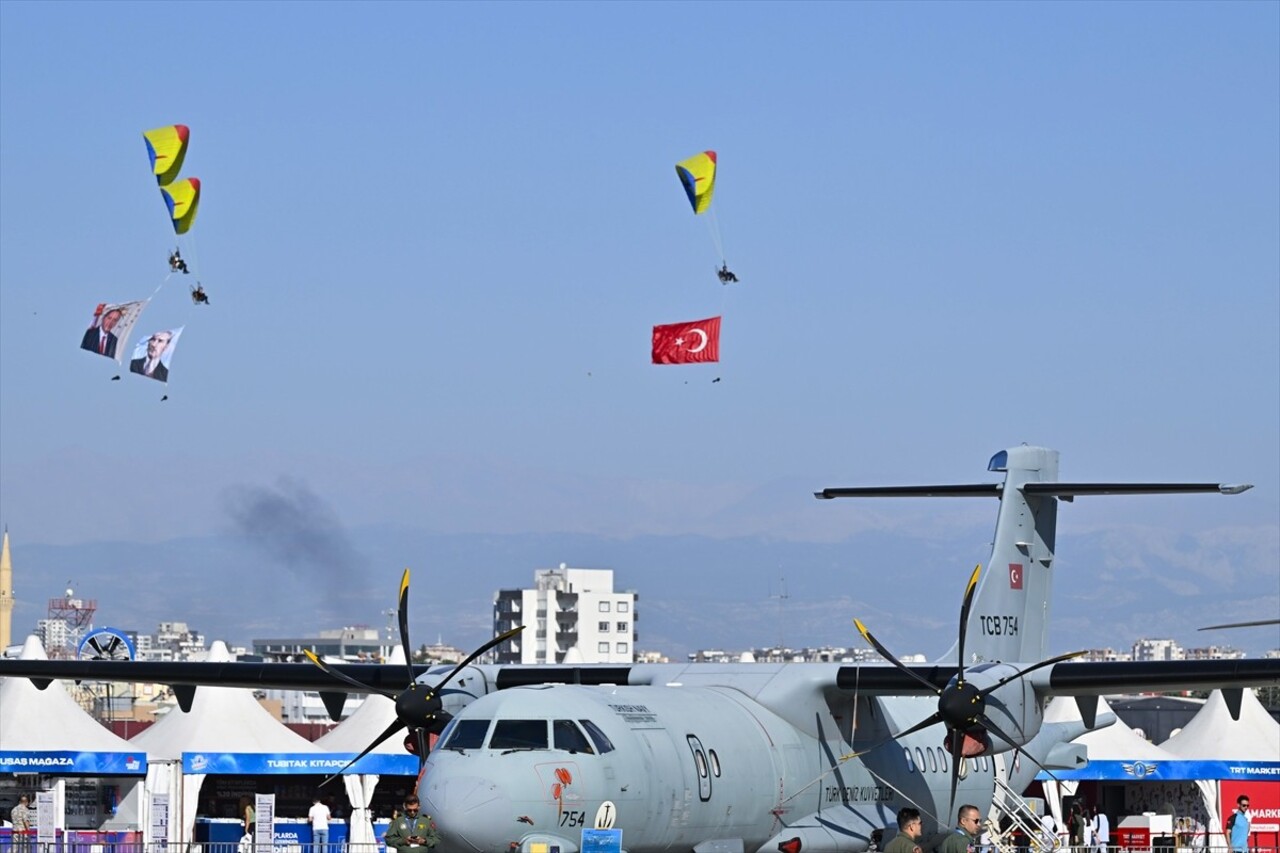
[652, 316, 721, 364]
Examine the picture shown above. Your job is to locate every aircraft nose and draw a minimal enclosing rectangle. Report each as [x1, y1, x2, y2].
[423, 774, 513, 852]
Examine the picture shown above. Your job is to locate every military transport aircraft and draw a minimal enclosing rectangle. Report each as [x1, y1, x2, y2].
[3, 445, 1276, 853]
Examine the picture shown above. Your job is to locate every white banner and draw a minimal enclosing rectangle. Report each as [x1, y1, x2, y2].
[35, 790, 57, 845]
[150, 792, 170, 850]
[255, 793, 276, 851]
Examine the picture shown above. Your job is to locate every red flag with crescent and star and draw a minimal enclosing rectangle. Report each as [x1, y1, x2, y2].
[651, 316, 721, 364]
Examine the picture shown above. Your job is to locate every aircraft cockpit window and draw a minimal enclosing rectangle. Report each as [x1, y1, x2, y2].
[490, 719, 548, 750]
[442, 719, 490, 751]
[553, 719, 594, 753]
[580, 719, 616, 754]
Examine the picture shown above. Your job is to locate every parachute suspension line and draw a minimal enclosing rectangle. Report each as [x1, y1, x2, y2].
[707, 206, 726, 265]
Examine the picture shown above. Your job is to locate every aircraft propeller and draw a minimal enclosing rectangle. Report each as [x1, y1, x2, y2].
[303, 569, 523, 783]
[853, 565, 1085, 810]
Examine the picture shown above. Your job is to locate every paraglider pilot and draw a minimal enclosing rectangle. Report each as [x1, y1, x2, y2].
[169, 249, 189, 274]
[717, 263, 739, 284]
[191, 283, 209, 305]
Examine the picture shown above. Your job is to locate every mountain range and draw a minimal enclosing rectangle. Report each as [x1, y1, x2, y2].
[7, 518, 1277, 661]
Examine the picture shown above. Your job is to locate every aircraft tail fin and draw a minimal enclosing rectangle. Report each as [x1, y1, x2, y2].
[816, 445, 1251, 664]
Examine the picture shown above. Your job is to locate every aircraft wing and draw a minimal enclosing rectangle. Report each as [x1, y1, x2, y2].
[1040, 658, 1280, 694]
[0, 659, 423, 692]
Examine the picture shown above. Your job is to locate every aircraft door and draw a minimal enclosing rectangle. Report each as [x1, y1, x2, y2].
[686, 735, 712, 801]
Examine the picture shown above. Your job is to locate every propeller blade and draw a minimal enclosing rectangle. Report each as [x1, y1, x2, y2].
[854, 619, 940, 694]
[303, 650, 396, 699]
[397, 568, 414, 686]
[414, 727, 430, 777]
[429, 626, 525, 696]
[840, 711, 944, 760]
[978, 649, 1088, 698]
[955, 565, 981, 682]
[319, 719, 406, 787]
[947, 724, 966, 814]
[978, 714, 1063, 787]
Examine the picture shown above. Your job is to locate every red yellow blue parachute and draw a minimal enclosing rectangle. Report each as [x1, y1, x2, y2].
[143, 125, 190, 186]
[161, 178, 201, 235]
[675, 150, 717, 215]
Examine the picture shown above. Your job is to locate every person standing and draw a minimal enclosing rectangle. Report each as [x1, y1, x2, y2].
[1040, 812, 1061, 851]
[1226, 795, 1251, 853]
[1091, 806, 1110, 853]
[938, 804, 982, 853]
[1068, 802, 1086, 848]
[240, 796, 256, 850]
[883, 807, 924, 853]
[10, 795, 33, 852]
[383, 796, 439, 851]
[308, 797, 331, 853]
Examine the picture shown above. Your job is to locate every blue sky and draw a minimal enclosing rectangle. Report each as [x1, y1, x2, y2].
[1, 2, 1276, 654]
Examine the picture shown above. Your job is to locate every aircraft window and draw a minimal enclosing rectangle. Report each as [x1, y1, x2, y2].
[490, 719, 548, 750]
[927, 749, 938, 773]
[903, 747, 915, 772]
[958, 756, 969, 779]
[914, 748, 926, 773]
[553, 720, 594, 754]
[441, 719, 490, 751]
[693, 749, 708, 778]
[436, 717, 459, 744]
[937, 748, 948, 773]
[580, 719, 616, 754]
[708, 749, 721, 777]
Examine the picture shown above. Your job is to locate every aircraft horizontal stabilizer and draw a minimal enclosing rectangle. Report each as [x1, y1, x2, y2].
[1021, 482, 1252, 497]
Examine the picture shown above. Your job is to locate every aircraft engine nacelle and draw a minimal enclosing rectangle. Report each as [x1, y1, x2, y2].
[954, 662, 1042, 754]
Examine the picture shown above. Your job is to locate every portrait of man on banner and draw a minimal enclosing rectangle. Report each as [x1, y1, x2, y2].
[79, 300, 147, 364]
[129, 326, 184, 384]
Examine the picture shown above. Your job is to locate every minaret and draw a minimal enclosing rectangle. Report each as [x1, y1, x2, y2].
[0, 530, 13, 650]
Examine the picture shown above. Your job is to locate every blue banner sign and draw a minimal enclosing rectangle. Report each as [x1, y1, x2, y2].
[183, 752, 418, 775]
[581, 829, 623, 853]
[0, 751, 146, 774]
[1036, 760, 1280, 781]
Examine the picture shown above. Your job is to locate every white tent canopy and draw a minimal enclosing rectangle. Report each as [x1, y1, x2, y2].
[0, 635, 145, 832]
[1041, 696, 1183, 829]
[0, 635, 142, 752]
[1161, 689, 1280, 759]
[130, 640, 321, 847]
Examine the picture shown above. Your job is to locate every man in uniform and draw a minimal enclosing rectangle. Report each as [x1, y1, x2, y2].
[884, 807, 924, 853]
[10, 794, 33, 852]
[383, 795, 440, 851]
[938, 804, 982, 853]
